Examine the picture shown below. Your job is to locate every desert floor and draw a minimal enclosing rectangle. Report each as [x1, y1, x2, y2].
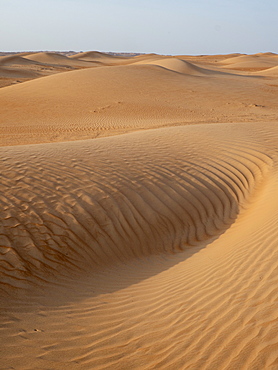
[1, 51, 278, 369]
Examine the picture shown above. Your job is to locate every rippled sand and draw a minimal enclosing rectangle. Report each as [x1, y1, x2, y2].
[1, 52, 278, 369]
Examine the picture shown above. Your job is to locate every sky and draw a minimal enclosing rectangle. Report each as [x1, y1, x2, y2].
[1, 0, 277, 55]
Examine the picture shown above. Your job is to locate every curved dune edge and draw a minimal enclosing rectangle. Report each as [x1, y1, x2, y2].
[0, 122, 275, 287]
[24, 52, 98, 67]
[0, 55, 43, 66]
[1, 122, 278, 369]
[133, 57, 234, 76]
[219, 54, 278, 66]
[133, 57, 209, 75]
[0, 66, 41, 79]
[256, 65, 278, 76]
[218, 54, 278, 72]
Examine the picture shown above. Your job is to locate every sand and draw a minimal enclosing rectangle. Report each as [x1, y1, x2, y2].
[0, 52, 98, 88]
[1, 51, 278, 369]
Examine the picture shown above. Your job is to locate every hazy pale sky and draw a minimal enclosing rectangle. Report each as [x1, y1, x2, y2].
[1, 0, 277, 54]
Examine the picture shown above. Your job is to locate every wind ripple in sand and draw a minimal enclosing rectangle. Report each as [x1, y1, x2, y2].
[1, 122, 278, 370]
[0, 123, 274, 289]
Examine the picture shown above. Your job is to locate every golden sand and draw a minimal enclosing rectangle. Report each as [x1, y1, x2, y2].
[0, 51, 278, 369]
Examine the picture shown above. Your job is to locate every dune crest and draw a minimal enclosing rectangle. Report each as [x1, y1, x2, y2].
[1, 59, 278, 146]
[0, 123, 274, 285]
[218, 54, 278, 71]
[25, 52, 97, 67]
[71, 50, 120, 59]
[1, 51, 278, 370]
[0, 55, 42, 66]
[0, 66, 41, 79]
[257, 65, 278, 76]
[133, 57, 219, 75]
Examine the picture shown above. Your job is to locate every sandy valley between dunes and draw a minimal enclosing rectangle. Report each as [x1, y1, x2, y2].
[1, 51, 278, 369]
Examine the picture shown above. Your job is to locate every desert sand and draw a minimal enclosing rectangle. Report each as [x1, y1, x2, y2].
[1, 51, 278, 369]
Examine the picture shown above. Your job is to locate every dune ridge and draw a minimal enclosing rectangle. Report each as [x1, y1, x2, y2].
[70, 51, 121, 59]
[1, 61, 278, 146]
[218, 54, 278, 71]
[0, 55, 43, 66]
[133, 57, 224, 75]
[0, 66, 41, 79]
[1, 51, 278, 370]
[70, 51, 130, 66]
[25, 52, 97, 67]
[1, 122, 278, 369]
[0, 122, 274, 285]
[257, 65, 278, 76]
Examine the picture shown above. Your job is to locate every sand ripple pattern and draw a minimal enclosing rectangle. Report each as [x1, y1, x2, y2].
[0, 123, 274, 289]
[1, 123, 278, 370]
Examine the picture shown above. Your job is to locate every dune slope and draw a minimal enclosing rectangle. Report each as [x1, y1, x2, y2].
[0, 55, 43, 66]
[133, 57, 224, 75]
[1, 52, 278, 370]
[25, 52, 97, 67]
[1, 122, 278, 369]
[219, 54, 278, 71]
[1, 62, 278, 146]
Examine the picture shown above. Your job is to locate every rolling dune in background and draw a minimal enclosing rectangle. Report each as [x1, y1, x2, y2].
[24, 52, 98, 68]
[1, 52, 278, 369]
[218, 54, 278, 71]
[1, 52, 278, 146]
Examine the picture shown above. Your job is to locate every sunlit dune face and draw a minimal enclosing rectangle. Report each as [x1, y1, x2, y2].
[1, 51, 278, 370]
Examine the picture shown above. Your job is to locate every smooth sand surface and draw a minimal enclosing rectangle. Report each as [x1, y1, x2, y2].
[1, 53, 278, 146]
[0, 52, 98, 88]
[1, 52, 278, 369]
[24, 52, 98, 68]
[258, 65, 278, 76]
[218, 54, 278, 71]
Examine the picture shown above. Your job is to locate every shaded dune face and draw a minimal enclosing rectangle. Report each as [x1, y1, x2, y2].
[0, 66, 41, 79]
[24, 52, 97, 67]
[0, 123, 274, 289]
[1, 51, 278, 370]
[133, 57, 232, 76]
[0, 55, 42, 66]
[258, 65, 278, 76]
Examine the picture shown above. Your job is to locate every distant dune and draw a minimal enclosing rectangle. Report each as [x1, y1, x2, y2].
[0, 55, 42, 66]
[1, 56, 277, 146]
[70, 50, 121, 59]
[219, 54, 278, 71]
[25, 52, 97, 67]
[253, 52, 277, 57]
[0, 51, 103, 88]
[0, 66, 41, 79]
[70, 51, 129, 65]
[1, 51, 278, 370]
[257, 65, 278, 76]
[134, 57, 232, 75]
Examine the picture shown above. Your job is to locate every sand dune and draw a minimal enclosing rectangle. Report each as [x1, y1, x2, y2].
[0, 123, 273, 280]
[220, 54, 275, 65]
[133, 57, 221, 75]
[1, 52, 278, 369]
[70, 51, 129, 65]
[219, 54, 278, 71]
[1, 122, 278, 369]
[71, 51, 120, 59]
[0, 55, 43, 66]
[257, 65, 278, 76]
[0, 52, 97, 88]
[1, 60, 278, 146]
[0, 66, 41, 79]
[178, 53, 244, 62]
[25, 52, 97, 67]
[253, 52, 277, 57]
